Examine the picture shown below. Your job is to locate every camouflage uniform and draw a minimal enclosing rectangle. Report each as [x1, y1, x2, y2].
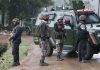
[36, 20, 50, 66]
[54, 21, 65, 61]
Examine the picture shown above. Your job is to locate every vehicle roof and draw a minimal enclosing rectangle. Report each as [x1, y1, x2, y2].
[35, 10, 77, 28]
[42, 10, 75, 15]
[76, 10, 94, 14]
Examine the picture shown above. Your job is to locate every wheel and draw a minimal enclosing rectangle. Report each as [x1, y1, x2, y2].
[77, 42, 93, 60]
[47, 45, 53, 57]
[67, 50, 78, 57]
[86, 43, 93, 60]
[46, 37, 55, 56]
[48, 46, 53, 56]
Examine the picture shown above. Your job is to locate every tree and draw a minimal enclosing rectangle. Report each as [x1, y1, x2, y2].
[70, 0, 85, 9]
[0, 0, 53, 25]
[0, 0, 9, 25]
[8, 0, 53, 25]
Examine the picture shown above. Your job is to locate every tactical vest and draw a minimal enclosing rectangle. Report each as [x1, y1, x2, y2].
[37, 22, 50, 39]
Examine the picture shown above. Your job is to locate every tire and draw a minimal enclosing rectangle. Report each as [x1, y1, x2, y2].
[77, 42, 93, 60]
[46, 42, 54, 57]
[67, 50, 78, 57]
[86, 43, 93, 60]
[47, 46, 53, 56]
[47, 37, 55, 56]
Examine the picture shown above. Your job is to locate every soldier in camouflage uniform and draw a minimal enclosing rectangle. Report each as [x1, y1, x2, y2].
[36, 14, 50, 66]
[9, 18, 23, 66]
[54, 16, 66, 61]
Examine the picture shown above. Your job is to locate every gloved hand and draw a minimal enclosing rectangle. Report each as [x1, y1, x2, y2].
[9, 37, 12, 41]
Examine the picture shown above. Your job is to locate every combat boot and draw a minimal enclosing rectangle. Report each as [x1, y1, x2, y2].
[39, 60, 49, 66]
[81, 60, 90, 63]
[12, 62, 20, 66]
[57, 57, 64, 61]
[57, 55, 64, 61]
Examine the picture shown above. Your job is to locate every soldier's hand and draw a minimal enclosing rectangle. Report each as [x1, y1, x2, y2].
[64, 33, 67, 39]
[9, 37, 12, 41]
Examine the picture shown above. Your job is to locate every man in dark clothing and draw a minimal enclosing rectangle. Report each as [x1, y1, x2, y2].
[54, 16, 66, 61]
[36, 14, 50, 66]
[9, 18, 23, 66]
[78, 15, 89, 63]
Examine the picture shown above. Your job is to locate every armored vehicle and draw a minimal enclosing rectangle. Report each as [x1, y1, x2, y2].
[34, 9, 100, 59]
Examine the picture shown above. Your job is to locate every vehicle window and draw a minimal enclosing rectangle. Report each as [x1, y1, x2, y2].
[49, 14, 56, 21]
[86, 14, 100, 23]
[63, 15, 73, 24]
[39, 13, 56, 21]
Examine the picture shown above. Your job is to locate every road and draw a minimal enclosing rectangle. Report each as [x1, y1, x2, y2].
[9, 36, 100, 70]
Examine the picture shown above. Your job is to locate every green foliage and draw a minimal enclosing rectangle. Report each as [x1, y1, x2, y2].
[19, 0, 53, 18]
[0, 41, 29, 70]
[70, 0, 85, 9]
[0, 44, 8, 56]
[8, 0, 53, 19]
[0, 0, 53, 25]
[0, 0, 9, 11]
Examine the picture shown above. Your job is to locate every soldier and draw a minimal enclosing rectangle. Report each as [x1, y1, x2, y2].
[54, 16, 66, 61]
[77, 15, 89, 63]
[36, 13, 50, 66]
[9, 18, 23, 66]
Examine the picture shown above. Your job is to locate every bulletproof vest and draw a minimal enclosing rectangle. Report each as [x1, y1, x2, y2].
[54, 22, 64, 32]
[38, 22, 49, 38]
[78, 30, 89, 40]
[78, 21, 87, 30]
[54, 22, 65, 39]
[78, 24, 89, 40]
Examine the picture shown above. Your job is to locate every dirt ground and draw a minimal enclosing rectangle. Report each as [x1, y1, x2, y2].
[8, 36, 100, 70]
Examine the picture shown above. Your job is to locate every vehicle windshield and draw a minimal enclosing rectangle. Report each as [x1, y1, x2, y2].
[49, 14, 56, 21]
[86, 13, 100, 23]
[63, 15, 73, 24]
[39, 13, 56, 21]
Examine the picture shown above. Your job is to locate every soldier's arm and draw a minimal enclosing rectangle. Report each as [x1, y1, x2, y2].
[54, 23, 58, 32]
[64, 29, 67, 38]
[47, 25, 51, 38]
[34, 25, 40, 37]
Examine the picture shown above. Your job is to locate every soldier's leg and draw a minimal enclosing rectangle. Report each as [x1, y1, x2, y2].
[40, 40, 49, 66]
[85, 42, 91, 60]
[12, 44, 20, 66]
[82, 40, 90, 61]
[80, 40, 89, 63]
[57, 40, 64, 61]
[45, 40, 50, 56]
[78, 41, 82, 62]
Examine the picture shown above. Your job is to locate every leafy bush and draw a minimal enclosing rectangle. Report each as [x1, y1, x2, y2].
[0, 44, 8, 57]
[0, 41, 29, 70]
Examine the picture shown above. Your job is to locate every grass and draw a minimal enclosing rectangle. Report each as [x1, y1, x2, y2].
[0, 41, 29, 70]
